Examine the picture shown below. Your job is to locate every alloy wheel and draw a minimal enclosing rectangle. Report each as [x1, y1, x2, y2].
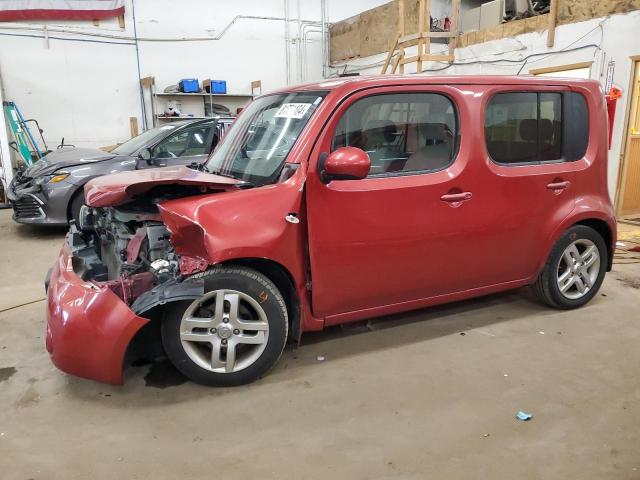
[179, 289, 269, 373]
[556, 239, 601, 300]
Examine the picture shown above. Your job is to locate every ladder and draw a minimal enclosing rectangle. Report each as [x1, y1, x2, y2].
[2, 101, 48, 166]
[381, 0, 460, 74]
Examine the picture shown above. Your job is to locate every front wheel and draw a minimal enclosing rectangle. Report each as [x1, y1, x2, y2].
[532, 225, 607, 309]
[161, 266, 288, 386]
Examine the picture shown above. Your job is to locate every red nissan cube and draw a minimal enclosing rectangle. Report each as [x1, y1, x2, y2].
[46, 76, 616, 386]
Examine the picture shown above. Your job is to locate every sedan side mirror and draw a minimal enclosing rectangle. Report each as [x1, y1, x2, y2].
[318, 147, 370, 184]
[138, 147, 152, 162]
[136, 147, 162, 169]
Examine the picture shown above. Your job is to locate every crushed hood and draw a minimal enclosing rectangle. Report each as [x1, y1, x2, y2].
[84, 165, 244, 207]
[24, 148, 118, 178]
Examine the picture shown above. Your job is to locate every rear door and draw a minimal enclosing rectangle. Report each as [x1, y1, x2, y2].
[482, 86, 587, 279]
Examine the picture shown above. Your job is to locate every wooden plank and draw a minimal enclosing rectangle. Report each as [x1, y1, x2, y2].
[391, 52, 402, 74]
[417, 0, 425, 73]
[399, 31, 454, 43]
[140, 76, 155, 88]
[381, 34, 400, 74]
[129, 117, 139, 138]
[449, 0, 459, 59]
[547, 0, 558, 47]
[423, 54, 453, 62]
[529, 61, 593, 75]
[401, 54, 452, 64]
[330, 16, 360, 62]
[118, 14, 125, 29]
[424, 0, 431, 71]
[398, 0, 405, 74]
[620, 136, 640, 216]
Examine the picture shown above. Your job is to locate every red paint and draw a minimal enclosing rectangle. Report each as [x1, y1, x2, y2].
[179, 256, 209, 275]
[126, 227, 146, 264]
[47, 75, 616, 384]
[84, 165, 242, 207]
[46, 243, 148, 385]
[322, 147, 371, 180]
[0, 6, 125, 21]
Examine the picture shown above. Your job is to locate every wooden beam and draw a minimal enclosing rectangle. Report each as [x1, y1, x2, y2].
[448, 0, 460, 60]
[398, 0, 405, 74]
[529, 61, 593, 75]
[547, 0, 558, 47]
[400, 54, 452, 64]
[140, 76, 155, 88]
[129, 117, 139, 138]
[398, 32, 454, 43]
[417, 0, 425, 73]
[424, 0, 431, 71]
[391, 52, 402, 74]
[381, 34, 400, 74]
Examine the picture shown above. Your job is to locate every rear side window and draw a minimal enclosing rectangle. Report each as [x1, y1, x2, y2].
[332, 93, 458, 176]
[485, 91, 588, 165]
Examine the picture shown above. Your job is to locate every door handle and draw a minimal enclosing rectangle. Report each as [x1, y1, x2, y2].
[440, 192, 473, 203]
[546, 180, 571, 191]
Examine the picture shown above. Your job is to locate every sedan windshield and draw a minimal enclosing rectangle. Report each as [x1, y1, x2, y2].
[205, 92, 325, 185]
[112, 125, 176, 156]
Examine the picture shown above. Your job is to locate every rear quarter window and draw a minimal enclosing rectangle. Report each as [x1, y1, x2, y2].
[484, 91, 588, 165]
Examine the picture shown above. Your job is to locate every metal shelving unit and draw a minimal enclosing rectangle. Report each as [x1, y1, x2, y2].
[140, 76, 255, 127]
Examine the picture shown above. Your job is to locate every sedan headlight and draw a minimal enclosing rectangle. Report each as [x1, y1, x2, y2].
[48, 172, 70, 184]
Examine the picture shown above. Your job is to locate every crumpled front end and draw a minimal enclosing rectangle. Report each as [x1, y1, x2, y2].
[8, 173, 74, 226]
[46, 241, 149, 384]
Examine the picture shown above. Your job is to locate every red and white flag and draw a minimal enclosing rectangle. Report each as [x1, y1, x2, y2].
[0, 0, 124, 21]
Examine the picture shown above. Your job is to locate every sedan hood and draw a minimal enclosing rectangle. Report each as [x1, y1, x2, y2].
[85, 165, 244, 207]
[25, 148, 118, 178]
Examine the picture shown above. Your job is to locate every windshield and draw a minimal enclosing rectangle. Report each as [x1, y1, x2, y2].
[112, 125, 176, 156]
[205, 91, 325, 185]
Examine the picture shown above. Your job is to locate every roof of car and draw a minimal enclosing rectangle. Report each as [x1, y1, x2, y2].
[271, 75, 602, 94]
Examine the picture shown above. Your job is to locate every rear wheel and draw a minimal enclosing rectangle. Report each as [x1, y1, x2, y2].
[532, 225, 607, 309]
[161, 266, 288, 386]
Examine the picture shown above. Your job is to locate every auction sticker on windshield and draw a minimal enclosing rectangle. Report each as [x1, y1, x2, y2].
[275, 103, 312, 119]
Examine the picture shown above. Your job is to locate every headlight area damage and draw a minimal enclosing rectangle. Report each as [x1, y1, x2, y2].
[46, 166, 246, 384]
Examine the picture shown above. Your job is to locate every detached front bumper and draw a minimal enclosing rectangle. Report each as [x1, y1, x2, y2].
[46, 241, 149, 384]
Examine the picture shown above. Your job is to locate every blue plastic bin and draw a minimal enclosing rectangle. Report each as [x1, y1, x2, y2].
[179, 78, 200, 93]
[209, 80, 227, 94]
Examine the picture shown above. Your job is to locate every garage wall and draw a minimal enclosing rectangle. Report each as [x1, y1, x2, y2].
[0, 0, 386, 150]
[329, 11, 640, 200]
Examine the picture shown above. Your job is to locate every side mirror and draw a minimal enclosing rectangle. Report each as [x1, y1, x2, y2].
[318, 147, 370, 184]
[138, 147, 153, 164]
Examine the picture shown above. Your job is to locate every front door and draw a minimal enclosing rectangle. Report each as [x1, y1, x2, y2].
[306, 86, 501, 321]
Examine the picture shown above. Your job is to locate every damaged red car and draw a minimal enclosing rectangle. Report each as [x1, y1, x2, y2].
[46, 76, 616, 386]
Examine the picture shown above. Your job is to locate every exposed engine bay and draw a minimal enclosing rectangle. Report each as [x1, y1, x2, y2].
[70, 203, 182, 305]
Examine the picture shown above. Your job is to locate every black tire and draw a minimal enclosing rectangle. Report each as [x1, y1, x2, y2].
[161, 265, 288, 387]
[532, 225, 607, 309]
[69, 189, 85, 227]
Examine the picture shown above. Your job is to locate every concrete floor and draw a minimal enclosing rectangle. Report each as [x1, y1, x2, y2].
[1, 209, 639, 480]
